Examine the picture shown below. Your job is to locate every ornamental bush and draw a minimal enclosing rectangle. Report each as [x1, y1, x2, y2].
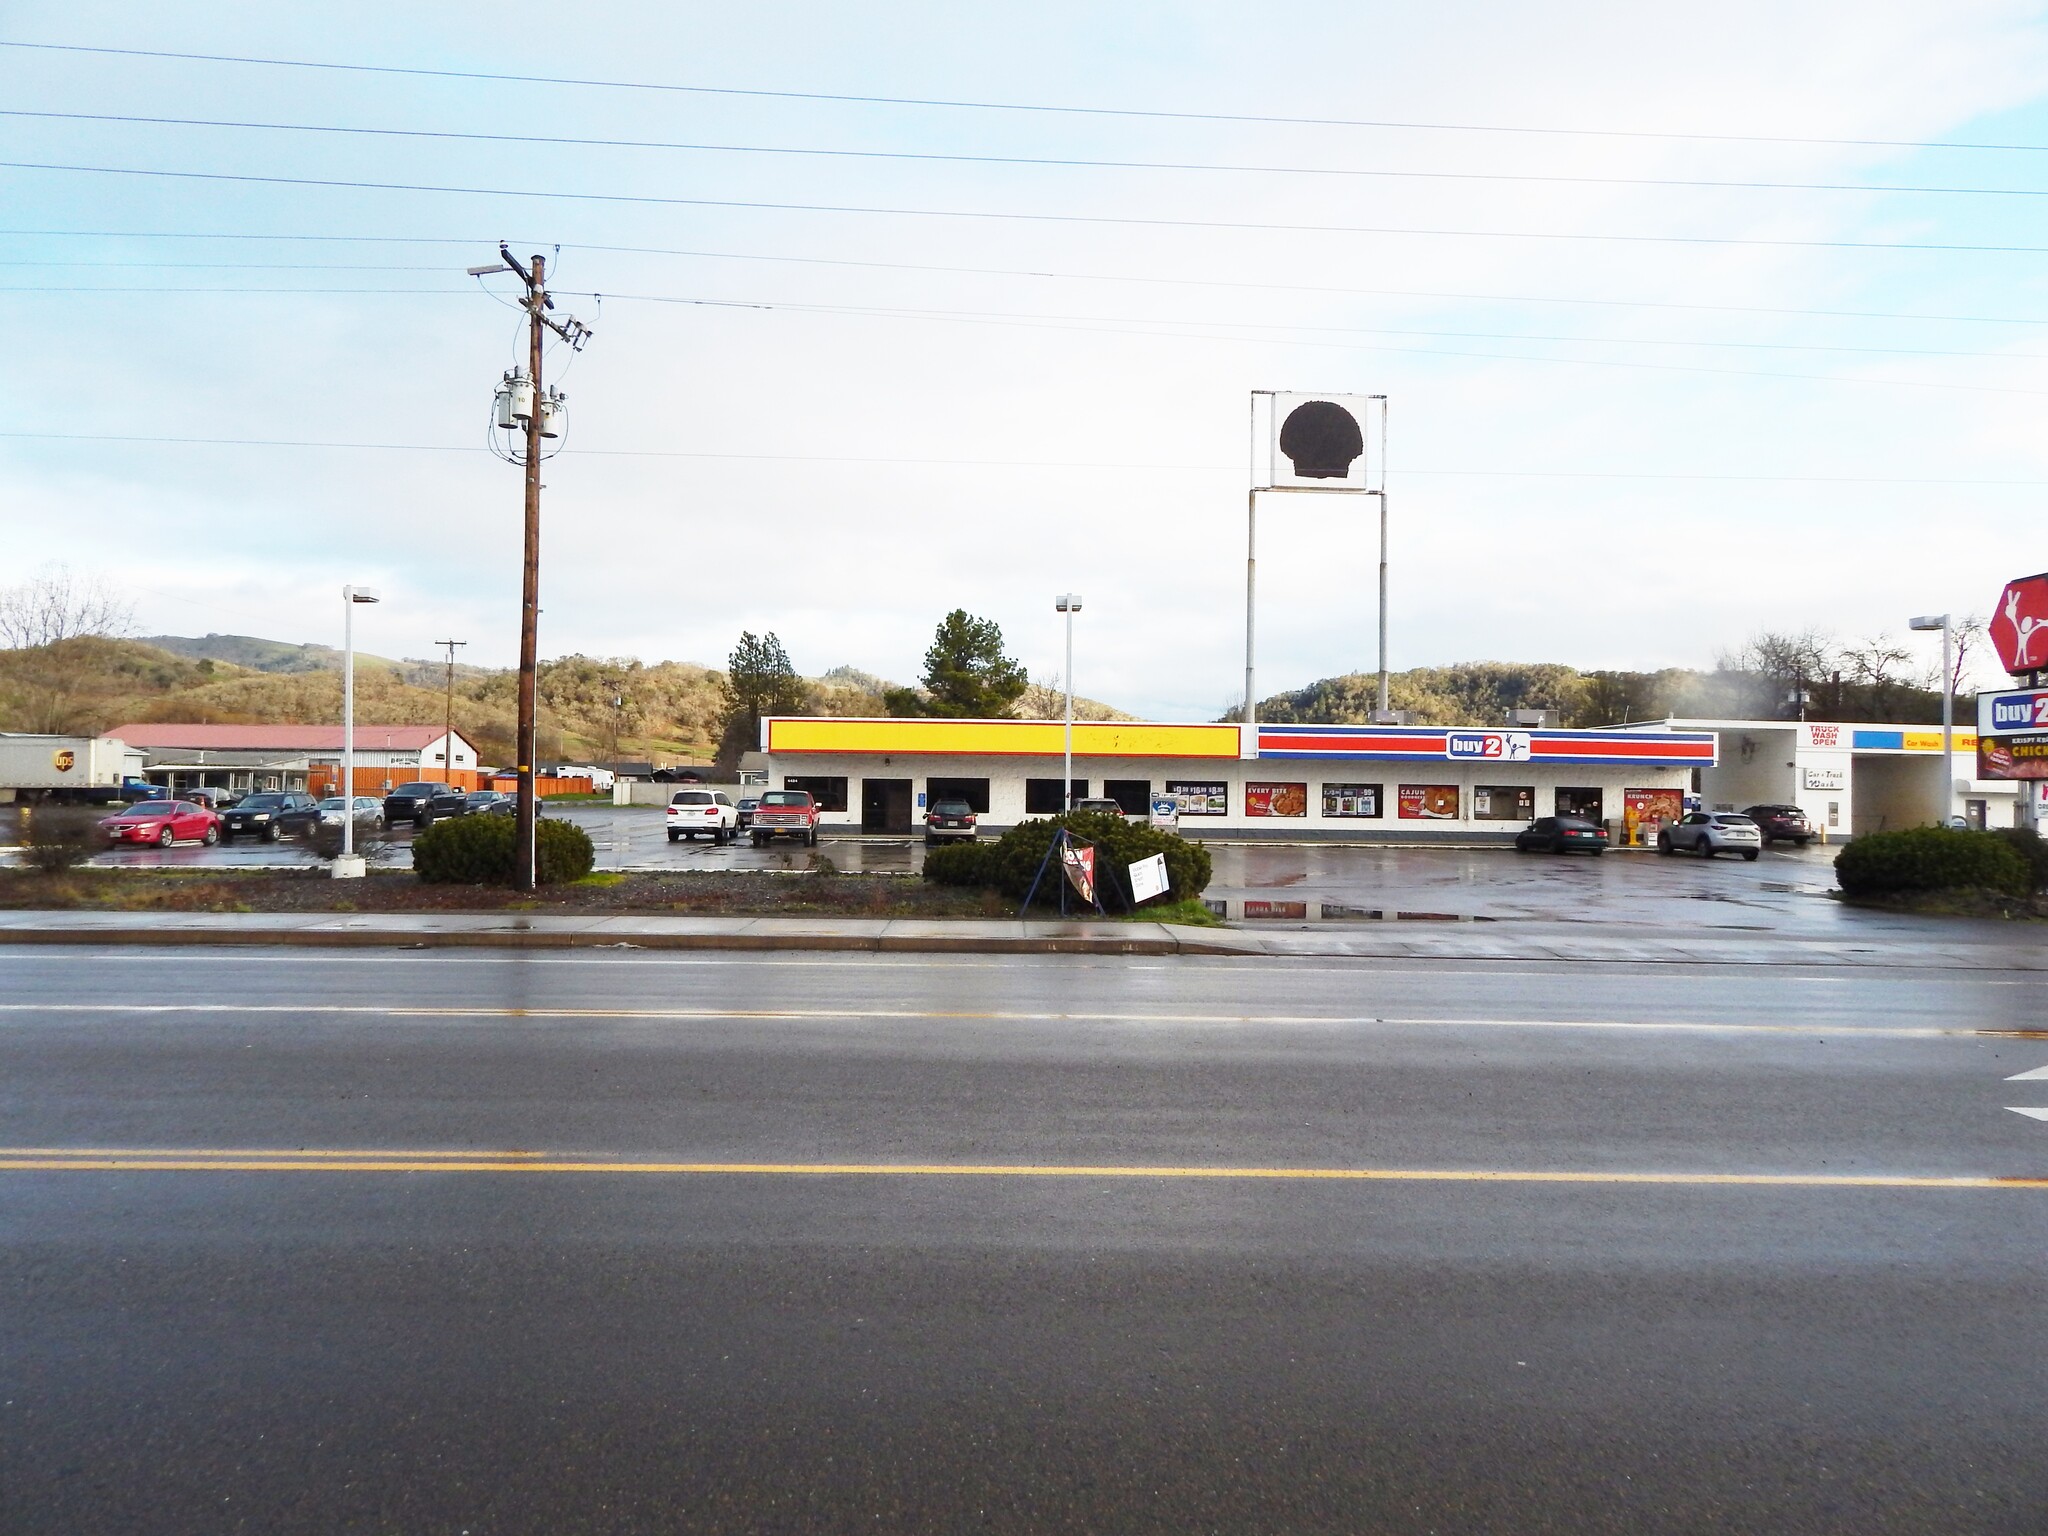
[1833, 825, 2031, 899]
[411, 813, 595, 885]
[921, 841, 997, 888]
[1990, 825, 2048, 894]
[969, 809, 1212, 909]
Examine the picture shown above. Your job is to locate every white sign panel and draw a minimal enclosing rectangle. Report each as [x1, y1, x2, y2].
[1802, 767, 1846, 791]
[1979, 687, 2048, 735]
[1260, 392, 1378, 492]
[1128, 852, 1170, 904]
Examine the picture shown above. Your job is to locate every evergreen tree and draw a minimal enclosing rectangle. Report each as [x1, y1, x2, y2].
[887, 610, 1028, 718]
[719, 631, 805, 762]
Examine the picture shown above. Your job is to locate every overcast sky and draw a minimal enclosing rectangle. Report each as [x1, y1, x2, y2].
[5, 4, 2048, 717]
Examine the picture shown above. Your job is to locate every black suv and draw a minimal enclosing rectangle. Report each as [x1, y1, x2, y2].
[220, 791, 321, 842]
[382, 782, 470, 828]
[1742, 804, 1814, 846]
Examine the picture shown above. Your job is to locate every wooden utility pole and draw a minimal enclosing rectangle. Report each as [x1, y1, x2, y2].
[433, 638, 466, 784]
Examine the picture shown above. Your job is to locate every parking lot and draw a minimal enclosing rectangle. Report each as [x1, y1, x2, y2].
[2, 804, 1857, 933]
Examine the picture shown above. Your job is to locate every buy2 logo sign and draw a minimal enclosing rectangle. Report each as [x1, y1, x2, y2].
[1446, 731, 1532, 761]
[1988, 692, 2048, 730]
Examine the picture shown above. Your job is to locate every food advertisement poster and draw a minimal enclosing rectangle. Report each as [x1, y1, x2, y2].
[1321, 782, 1381, 818]
[1244, 781, 1308, 818]
[1623, 788, 1684, 826]
[1979, 733, 2048, 780]
[1164, 781, 1227, 816]
[1398, 784, 1460, 820]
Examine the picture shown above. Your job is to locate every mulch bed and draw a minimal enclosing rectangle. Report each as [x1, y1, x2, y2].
[0, 869, 1012, 919]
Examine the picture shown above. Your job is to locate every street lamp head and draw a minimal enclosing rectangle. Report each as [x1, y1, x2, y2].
[1056, 593, 1083, 612]
[344, 586, 382, 605]
[466, 263, 512, 277]
[1908, 614, 1947, 632]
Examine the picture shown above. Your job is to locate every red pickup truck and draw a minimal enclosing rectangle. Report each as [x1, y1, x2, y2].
[749, 789, 821, 847]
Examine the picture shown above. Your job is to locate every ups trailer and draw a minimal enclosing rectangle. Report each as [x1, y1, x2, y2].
[0, 733, 151, 804]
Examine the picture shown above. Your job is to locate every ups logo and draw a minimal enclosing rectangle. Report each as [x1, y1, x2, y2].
[51, 750, 75, 773]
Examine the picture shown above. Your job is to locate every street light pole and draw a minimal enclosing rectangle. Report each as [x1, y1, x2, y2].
[1057, 594, 1082, 811]
[339, 585, 380, 875]
[1910, 612, 1954, 821]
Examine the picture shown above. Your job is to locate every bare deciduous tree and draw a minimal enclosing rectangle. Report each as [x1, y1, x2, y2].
[0, 568, 134, 650]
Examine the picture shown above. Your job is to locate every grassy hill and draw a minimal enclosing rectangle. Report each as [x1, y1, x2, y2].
[0, 637, 1134, 767]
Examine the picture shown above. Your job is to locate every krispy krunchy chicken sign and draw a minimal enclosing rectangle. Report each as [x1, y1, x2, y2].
[1990, 573, 2048, 674]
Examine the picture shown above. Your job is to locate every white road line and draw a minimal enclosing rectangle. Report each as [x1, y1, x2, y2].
[2006, 1065, 2048, 1080]
[2007, 1107, 2048, 1122]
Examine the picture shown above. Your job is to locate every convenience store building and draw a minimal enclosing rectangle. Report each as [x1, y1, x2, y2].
[761, 717, 1714, 841]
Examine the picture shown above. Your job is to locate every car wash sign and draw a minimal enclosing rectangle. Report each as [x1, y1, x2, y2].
[1978, 685, 2048, 780]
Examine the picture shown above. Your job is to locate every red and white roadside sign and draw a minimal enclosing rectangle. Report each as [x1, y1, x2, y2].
[1990, 572, 2048, 675]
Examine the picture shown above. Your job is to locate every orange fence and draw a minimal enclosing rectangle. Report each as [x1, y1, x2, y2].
[307, 768, 593, 798]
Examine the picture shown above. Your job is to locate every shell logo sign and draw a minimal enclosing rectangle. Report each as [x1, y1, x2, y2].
[51, 749, 75, 773]
[1990, 572, 2048, 674]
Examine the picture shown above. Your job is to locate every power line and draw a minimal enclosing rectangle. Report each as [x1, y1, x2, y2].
[8, 39, 2047, 155]
[11, 159, 2048, 255]
[6, 229, 2046, 326]
[9, 107, 2046, 198]
[4, 431, 2045, 486]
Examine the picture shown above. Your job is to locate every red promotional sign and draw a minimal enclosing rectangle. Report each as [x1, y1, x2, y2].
[1990, 572, 2048, 675]
[1059, 842, 1096, 904]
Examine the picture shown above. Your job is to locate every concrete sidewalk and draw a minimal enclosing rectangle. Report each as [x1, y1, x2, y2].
[1, 907, 2044, 969]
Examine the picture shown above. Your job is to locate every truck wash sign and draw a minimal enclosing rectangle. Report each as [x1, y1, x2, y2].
[1255, 726, 1715, 766]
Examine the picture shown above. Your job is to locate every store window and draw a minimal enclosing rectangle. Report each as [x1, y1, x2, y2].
[1164, 781, 1228, 816]
[1321, 782, 1383, 818]
[1471, 785, 1534, 821]
[1555, 787, 1603, 821]
[1398, 784, 1461, 820]
[1245, 781, 1308, 817]
[782, 775, 848, 812]
[1025, 778, 1088, 814]
[925, 776, 991, 814]
[1102, 779, 1152, 815]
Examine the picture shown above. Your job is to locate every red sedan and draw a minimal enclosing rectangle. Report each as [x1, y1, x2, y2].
[99, 799, 221, 847]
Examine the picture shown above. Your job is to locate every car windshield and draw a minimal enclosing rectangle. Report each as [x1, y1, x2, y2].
[394, 784, 435, 795]
[761, 792, 809, 806]
[933, 801, 973, 815]
[318, 798, 345, 811]
[241, 795, 287, 810]
[465, 793, 499, 803]
[128, 800, 176, 813]
[1713, 815, 1757, 826]
[673, 792, 713, 805]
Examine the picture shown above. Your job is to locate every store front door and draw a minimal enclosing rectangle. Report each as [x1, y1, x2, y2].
[861, 778, 914, 833]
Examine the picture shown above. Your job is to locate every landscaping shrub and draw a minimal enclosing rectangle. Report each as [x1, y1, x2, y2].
[1990, 825, 2048, 894]
[17, 805, 99, 875]
[412, 813, 595, 885]
[1833, 825, 2031, 899]
[922, 841, 997, 888]
[979, 810, 1212, 909]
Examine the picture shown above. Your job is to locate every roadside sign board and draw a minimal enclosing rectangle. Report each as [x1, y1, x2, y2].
[1977, 687, 2048, 780]
[1128, 853, 1169, 904]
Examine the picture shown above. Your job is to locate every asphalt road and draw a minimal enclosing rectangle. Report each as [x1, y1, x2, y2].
[3, 946, 2044, 1533]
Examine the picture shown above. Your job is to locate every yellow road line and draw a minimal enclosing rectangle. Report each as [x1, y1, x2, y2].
[0, 1152, 2038, 1188]
[0, 1146, 546, 1159]
[0, 1002, 2036, 1038]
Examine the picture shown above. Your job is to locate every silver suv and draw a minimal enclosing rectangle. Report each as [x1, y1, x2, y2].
[1659, 811, 1763, 861]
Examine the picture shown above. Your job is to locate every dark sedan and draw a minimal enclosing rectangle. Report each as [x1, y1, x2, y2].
[463, 791, 515, 816]
[1514, 815, 1609, 855]
[382, 782, 469, 828]
[1743, 803, 1814, 846]
[220, 791, 321, 842]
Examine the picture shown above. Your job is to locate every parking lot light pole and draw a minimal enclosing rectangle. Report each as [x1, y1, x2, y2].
[340, 586, 380, 871]
[1910, 613, 1953, 818]
[1057, 594, 1082, 811]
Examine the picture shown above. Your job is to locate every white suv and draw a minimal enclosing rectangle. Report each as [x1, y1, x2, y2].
[666, 789, 739, 844]
[1658, 811, 1763, 861]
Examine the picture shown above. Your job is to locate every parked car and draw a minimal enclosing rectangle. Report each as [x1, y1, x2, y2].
[1514, 815, 1609, 855]
[735, 796, 762, 829]
[180, 786, 234, 810]
[317, 796, 384, 828]
[220, 791, 321, 842]
[924, 798, 980, 844]
[666, 789, 739, 843]
[382, 782, 469, 828]
[750, 789, 820, 847]
[1072, 797, 1128, 817]
[1659, 811, 1763, 860]
[1742, 803, 1814, 846]
[99, 798, 219, 847]
[463, 790, 515, 816]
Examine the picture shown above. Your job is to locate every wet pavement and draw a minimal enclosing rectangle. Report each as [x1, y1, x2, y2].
[11, 805, 1862, 935]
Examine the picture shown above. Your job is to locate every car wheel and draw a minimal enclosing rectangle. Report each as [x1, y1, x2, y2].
[261, 823, 279, 843]
[1656, 833, 1672, 854]
[751, 833, 765, 848]
[202, 826, 219, 846]
[667, 830, 681, 843]
[806, 829, 819, 847]
[157, 825, 175, 847]
[1699, 840, 1714, 858]
[1589, 846, 1605, 856]
[417, 812, 432, 829]
[1742, 850, 1760, 861]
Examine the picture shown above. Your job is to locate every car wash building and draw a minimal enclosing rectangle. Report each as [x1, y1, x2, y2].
[1626, 718, 2004, 834]
[761, 717, 1712, 841]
